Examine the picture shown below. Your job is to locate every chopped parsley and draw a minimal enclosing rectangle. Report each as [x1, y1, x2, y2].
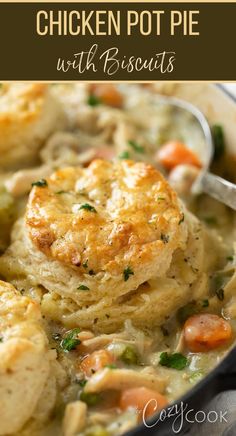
[202, 299, 209, 308]
[77, 285, 90, 291]
[87, 94, 101, 107]
[0, 337, 3, 343]
[128, 139, 145, 154]
[80, 391, 101, 406]
[226, 255, 234, 262]
[161, 233, 169, 244]
[216, 288, 224, 301]
[60, 328, 81, 352]
[79, 203, 97, 213]
[212, 124, 225, 160]
[78, 379, 87, 388]
[123, 266, 134, 282]
[118, 151, 130, 159]
[120, 346, 138, 365]
[159, 352, 188, 370]
[32, 179, 48, 188]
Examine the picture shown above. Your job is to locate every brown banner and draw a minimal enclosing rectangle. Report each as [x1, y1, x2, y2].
[0, 2, 235, 80]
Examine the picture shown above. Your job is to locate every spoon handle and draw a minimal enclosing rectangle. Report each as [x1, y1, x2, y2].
[200, 172, 236, 211]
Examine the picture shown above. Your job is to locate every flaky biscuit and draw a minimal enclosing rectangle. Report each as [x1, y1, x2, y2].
[0, 84, 63, 170]
[0, 280, 54, 435]
[24, 159, 188, 302]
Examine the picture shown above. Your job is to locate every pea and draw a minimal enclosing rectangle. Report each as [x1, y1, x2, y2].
[80, 391, 101, 407]
[120, 346, 138, 365]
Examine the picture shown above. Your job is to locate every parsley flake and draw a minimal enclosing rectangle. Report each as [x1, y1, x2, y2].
[128, 140, 145, 154]
[159, 352, 188, 370]
[60, 328, 81, 352]
[118, 151, 130, 159]
[179, 214, 185, 225]
[78, 379, 87, 388]
[32, 179, 48, 188]
[123, 267, 134, 282]
[77, 285, 90, 291]
[87, 94, 101, 107]
[79, 203, 97, 213]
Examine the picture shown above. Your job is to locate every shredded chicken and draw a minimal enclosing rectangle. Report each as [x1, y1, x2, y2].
[62, 401, 87, 436]
[84, 367, 168, 394]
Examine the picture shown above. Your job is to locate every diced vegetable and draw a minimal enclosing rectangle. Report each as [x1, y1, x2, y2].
[60, 328, 81, 352]
[89, 84, 123, 108]
[80, 350, 115, 377]
[184, 314, 232, 352]
[212, 124, 225, 160]
[119, 387, 168, 419]
[156, 141, 202, 170]
[120, 346, 138, 365]
[159, 352, 188, 370]
[80, 391, 101, 407]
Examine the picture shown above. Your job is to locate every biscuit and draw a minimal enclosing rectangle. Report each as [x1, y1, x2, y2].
[0, 280, 53, 435]
[0, 84, 63, 170]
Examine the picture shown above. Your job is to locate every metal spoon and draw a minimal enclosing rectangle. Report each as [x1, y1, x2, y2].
[157, 95, 236, 211]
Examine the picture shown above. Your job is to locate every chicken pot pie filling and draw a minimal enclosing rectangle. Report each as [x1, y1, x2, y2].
[0, 83, 235, 436]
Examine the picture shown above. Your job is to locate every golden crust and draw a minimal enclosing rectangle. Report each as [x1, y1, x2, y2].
[0, 280, 53, 435]
[25, 159, 187, 296]
[0, 84, 63, 170]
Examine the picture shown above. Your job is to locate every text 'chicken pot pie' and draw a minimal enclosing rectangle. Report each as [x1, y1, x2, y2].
[0, 83, 235, 436]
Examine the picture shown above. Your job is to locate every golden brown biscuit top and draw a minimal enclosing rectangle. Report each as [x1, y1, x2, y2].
[26, 159, 186, 277]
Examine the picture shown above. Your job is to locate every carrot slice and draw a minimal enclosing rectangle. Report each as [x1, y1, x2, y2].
[156, 141, 202, 170]
[119, 387, 168, 419]
[80, 349, 115, 377]
[184, 313, 232, 352]
[90, 84, 123, 108]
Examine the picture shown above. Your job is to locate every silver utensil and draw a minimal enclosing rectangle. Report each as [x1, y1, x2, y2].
[158, 95, 236, 211]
